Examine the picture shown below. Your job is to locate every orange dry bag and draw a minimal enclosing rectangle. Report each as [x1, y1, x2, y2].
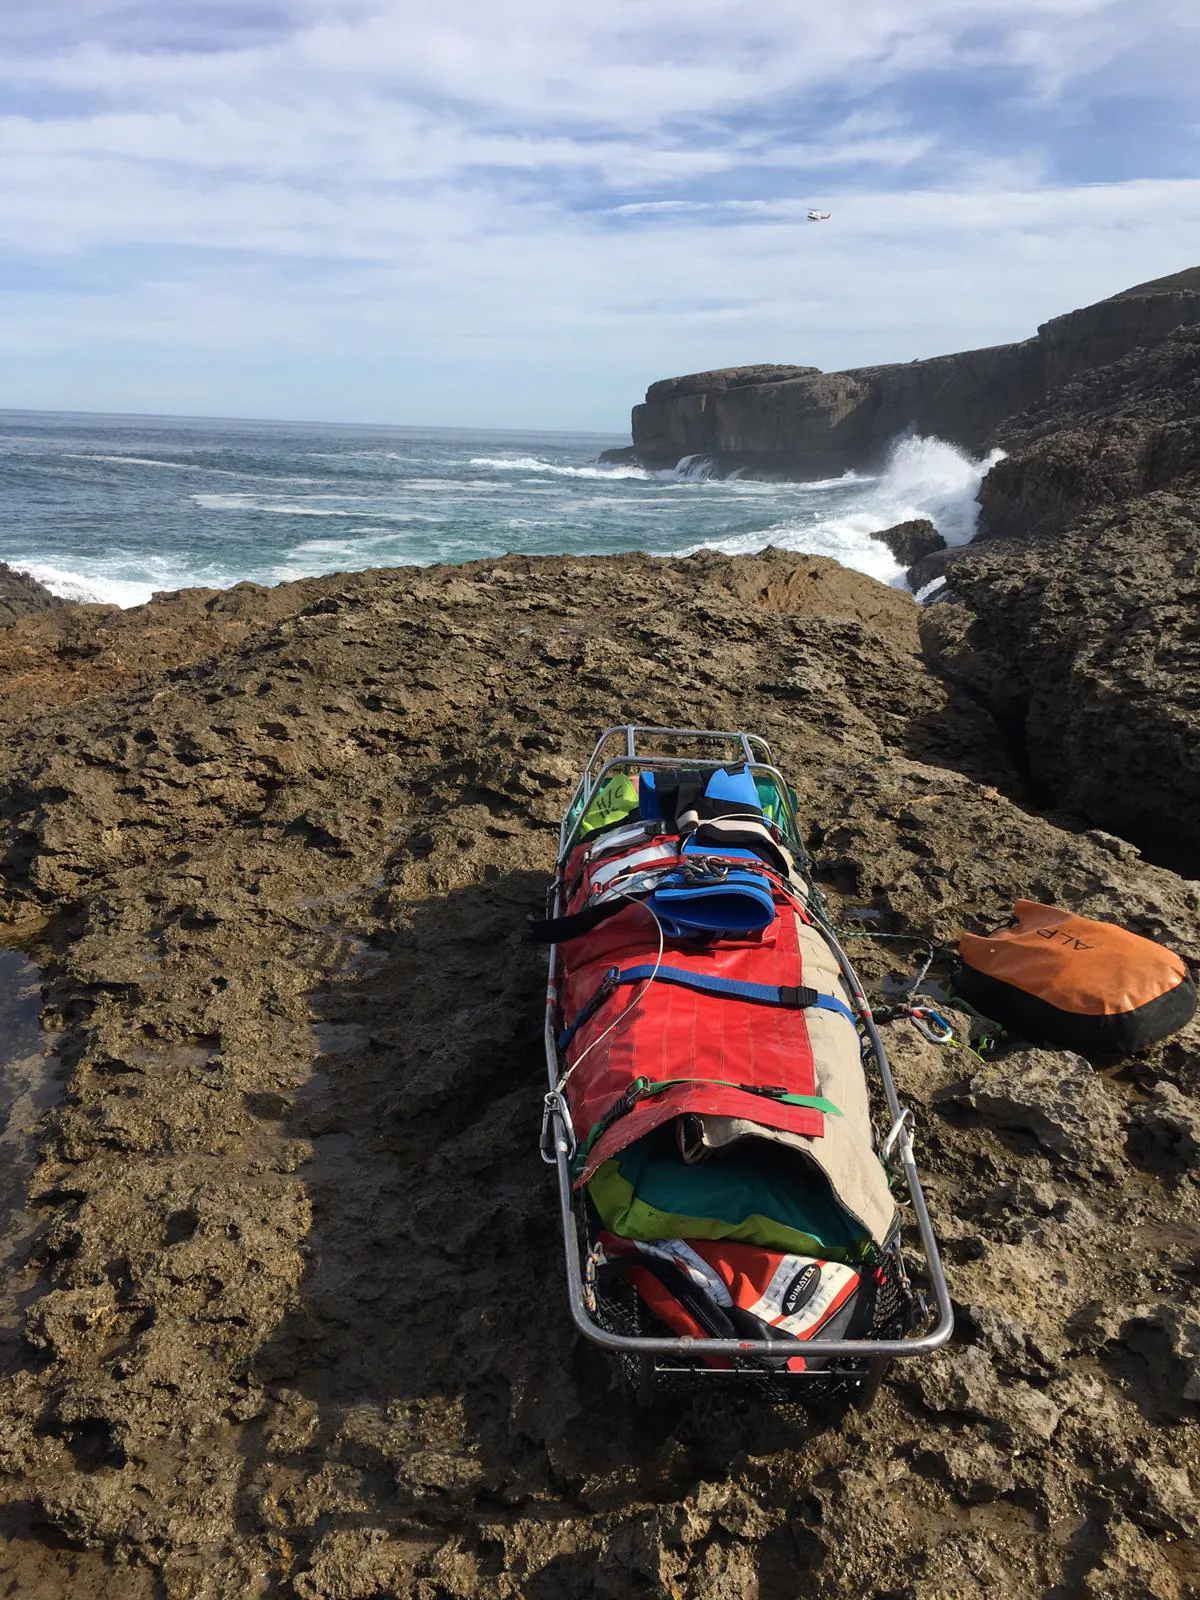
[954, 900, 1196, 1055]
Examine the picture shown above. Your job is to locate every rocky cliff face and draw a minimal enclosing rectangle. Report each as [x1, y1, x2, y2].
[977, 321, 1200, 541]
[919, 317, 1200, 871]
[625, 268, 1200, 478]
[0, 563, 61, 627]
[922, 494, 1200, 873]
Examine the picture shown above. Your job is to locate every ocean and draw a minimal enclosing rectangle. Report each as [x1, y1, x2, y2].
[0, 410, 1002, 607]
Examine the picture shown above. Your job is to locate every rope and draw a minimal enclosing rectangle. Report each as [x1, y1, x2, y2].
[554, 894, 665, 1092]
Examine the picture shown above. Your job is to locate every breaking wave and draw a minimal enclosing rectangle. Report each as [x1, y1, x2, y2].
[467, 454, 655, 480]
[680, 435, 1004, 583]
[2, 415, 1005, 608]
[17, 562, 164, 608]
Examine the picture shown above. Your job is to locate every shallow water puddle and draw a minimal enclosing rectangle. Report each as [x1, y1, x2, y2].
[0, 949, 60, 1366]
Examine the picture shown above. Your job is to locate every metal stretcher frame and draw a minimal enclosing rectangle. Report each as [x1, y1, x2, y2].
[542, 725, 954, 1371]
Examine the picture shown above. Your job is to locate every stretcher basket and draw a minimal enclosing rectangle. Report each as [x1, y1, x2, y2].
[540, 726, 954, 1408]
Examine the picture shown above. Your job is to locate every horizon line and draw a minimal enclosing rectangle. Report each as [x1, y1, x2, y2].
[0, 405, 632, 441]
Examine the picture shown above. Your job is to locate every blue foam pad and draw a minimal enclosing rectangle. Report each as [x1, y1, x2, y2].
[703, 765, 762, 812]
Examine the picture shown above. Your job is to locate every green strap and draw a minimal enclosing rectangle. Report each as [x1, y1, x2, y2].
[637, 1077, 842, 1115]
[574, 1075, 842, 1171]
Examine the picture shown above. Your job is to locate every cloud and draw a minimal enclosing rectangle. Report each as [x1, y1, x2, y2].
[0, 1, 1197, 426]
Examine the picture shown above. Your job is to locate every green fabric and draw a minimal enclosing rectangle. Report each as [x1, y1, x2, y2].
[578, 773, 640, 840]
[575, 1077, 841, 1170]
[754, 774, 786, 828]
[589, 1130, 873, 1263]
[753, 774, 804, 851]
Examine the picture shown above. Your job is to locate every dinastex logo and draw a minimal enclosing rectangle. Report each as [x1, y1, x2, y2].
[781, 1263, 821, 1315]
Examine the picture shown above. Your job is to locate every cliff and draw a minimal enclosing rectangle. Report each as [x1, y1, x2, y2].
[917, 316, 1200, 872]
[623, 267, 1200, 477]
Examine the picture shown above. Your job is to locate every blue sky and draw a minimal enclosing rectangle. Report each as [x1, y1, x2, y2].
[1, 0, 1199, 431]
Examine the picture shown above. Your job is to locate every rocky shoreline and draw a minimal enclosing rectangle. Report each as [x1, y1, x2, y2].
[0, 299, 1199, 1598]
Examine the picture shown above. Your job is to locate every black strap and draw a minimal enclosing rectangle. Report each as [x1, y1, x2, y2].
[619, 1254, 738, 1341]
[528, 900, 626, 945]
[612, 1255, 802, 1367]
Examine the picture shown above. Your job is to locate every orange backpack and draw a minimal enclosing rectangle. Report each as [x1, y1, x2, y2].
[954, 900, 1196, 1054]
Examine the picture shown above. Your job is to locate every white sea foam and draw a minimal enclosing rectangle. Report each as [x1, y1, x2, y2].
[67, 453, 195, 470]
[16, 561, 159, 608]
[191, 493, 432, 522]
[678, 435, 1003, 585]
[673, 453, 716, 481]
[468, 453, 656, 480]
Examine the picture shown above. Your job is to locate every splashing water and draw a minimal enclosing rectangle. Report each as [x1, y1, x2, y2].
[0, 413, 1004, 606]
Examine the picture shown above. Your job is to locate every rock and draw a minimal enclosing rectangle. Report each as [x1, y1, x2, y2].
[626, 268, 1200, 477]
[0, 561, 62, 625]
[1120, 1303, 1200, 1412]
[646, 364, 822, 401]
[937, 1048, 1125, 1175]
[906, 542, 976, 596]
[872, 518, 945, 568]
[914, 1440, 1015, 1503]
[0, 541, 1198, 1595]
[1102, 1456, 1200, 1539]
[920, 488, 1200, 870]
[907, 1345, 1062, 1443]
[1076, 1516, 1193, 1599]
[1126, 1081, 1200, 1176]
[632, 368, 872, 475]
[979, 318, 1200, 543]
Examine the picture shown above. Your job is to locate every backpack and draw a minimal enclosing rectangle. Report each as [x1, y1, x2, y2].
[954, 900, 1197, 1054]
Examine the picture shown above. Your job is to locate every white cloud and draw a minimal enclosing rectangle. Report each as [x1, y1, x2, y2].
[0, 1, 1197, 426]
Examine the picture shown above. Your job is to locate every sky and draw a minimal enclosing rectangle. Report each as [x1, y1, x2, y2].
[1, 0, 1199, 431]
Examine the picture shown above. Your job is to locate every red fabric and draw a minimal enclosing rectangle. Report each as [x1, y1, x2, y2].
[564, 833, 680, 912]
[685, 1238, 856, 1334]
[608, 1237, 867, 1372]
[559, 879, 824, 1184]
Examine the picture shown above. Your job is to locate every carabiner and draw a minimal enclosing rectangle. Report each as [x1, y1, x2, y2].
[909, 1006, 954, 1046]
[539, 1089, 577, 1165]
[881, 1107, 915, 1162]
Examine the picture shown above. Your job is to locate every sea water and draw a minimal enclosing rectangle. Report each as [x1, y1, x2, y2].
[0, 410, 1003, 607]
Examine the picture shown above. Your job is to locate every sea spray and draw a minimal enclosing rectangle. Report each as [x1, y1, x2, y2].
[1, 412, 1004, 606]
[679, 435, 1005, 583]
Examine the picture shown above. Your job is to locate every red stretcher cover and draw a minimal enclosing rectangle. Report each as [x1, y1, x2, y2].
[559, 831, 834, 1185]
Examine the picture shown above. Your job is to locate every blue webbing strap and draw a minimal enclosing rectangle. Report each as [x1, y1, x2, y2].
[559, 962, 858, 1052]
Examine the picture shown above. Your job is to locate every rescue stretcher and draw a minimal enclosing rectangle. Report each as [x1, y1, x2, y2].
[540, 727, 954, 1407]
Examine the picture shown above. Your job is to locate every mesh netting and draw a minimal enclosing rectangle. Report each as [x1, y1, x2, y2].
[584, 1204, 915, 1408]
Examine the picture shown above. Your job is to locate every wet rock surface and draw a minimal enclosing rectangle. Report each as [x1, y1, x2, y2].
[0, 547, 1196, 1598]
[871, 518, 945, 568]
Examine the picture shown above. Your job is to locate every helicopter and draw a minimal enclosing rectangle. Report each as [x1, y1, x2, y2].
[807, 209, 832, 222]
